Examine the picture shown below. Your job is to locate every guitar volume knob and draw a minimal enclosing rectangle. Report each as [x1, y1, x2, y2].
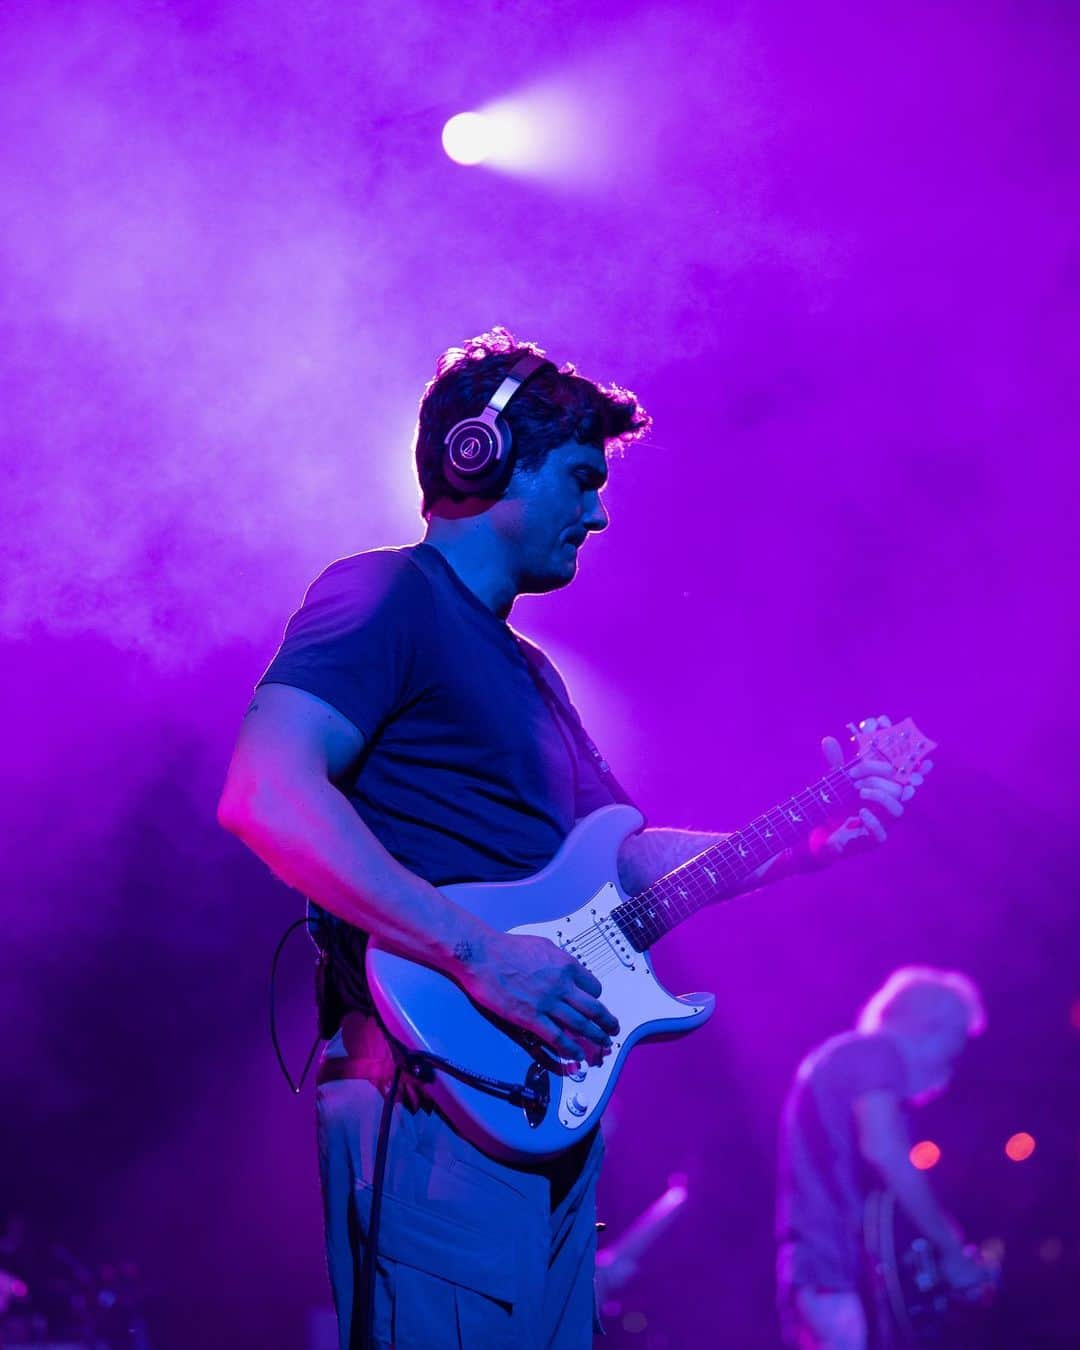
[566, 1093, 589, 1116]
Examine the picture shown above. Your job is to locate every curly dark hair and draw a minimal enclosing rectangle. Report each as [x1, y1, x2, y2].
[414, 326, 651, 515]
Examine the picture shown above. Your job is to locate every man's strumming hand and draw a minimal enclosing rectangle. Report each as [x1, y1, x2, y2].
[452, 931, 619, 1067]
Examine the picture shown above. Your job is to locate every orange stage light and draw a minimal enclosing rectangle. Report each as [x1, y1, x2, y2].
[1005, 1131, 1036, 1162]
[909, 1140, 941, 1170]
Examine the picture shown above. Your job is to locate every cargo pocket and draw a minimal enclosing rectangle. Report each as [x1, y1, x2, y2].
[550, 1128, 605, 1265]
[354, 1178, 518, 1349]
[548, 1130, 606, 1344]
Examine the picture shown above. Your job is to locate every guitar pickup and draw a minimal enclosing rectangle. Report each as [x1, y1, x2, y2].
[560, 883, 635, 971]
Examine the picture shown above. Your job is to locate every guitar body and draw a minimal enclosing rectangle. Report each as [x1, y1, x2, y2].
[366, 804, 715, 1162]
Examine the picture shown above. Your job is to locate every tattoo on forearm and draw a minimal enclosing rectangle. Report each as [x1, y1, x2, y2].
[453, 939, 474, 964]
[244, 700, 260, 718]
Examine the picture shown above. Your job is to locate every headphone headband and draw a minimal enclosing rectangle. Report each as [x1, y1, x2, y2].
[485, 353, 549, 415]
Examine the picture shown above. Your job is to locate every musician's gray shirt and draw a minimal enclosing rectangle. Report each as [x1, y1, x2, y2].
[777, 1031, 908, 1290]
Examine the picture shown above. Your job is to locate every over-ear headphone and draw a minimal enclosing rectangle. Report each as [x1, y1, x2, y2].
[443, 353, 551, 498]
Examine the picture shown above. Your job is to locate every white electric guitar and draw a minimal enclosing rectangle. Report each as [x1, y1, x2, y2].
[366, 719, 935, 1162]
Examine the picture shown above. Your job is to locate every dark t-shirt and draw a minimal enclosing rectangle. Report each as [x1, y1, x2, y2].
[776, 1031, 908, 1290]
[257, 543, 628, 1025]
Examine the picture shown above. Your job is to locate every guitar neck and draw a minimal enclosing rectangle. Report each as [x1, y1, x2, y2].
[612, 764, 861, 951]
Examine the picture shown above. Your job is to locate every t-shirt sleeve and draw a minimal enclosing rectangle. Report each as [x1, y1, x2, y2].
[257, 551, 431, 739]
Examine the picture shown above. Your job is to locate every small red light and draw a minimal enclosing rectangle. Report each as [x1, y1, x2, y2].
[910, 1140, 941, 1170]
[1005, 1132, 1035, 1162]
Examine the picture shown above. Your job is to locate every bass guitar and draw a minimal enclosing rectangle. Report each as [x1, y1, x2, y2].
[367, 718, 934, 1162]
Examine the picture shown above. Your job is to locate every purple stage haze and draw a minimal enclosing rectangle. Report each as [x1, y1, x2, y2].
[1, 1, 1077, 1346]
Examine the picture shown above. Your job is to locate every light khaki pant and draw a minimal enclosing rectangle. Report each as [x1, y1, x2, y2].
[316, 1022, 604, 1349]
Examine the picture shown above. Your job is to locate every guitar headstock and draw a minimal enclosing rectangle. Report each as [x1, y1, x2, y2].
[848, 717, 936, 785]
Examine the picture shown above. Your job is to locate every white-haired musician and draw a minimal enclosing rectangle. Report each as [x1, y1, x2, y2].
[776, 966, 991, 1350]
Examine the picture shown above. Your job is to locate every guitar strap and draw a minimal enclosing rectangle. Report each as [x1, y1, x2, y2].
[513, 636, 638, 811]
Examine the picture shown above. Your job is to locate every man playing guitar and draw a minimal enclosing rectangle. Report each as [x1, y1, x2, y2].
[219, 327, 925, 1349]
[777, 966, 993, 1349]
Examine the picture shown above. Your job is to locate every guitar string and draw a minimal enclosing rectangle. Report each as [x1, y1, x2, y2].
[560, 764, 857, 966]
[553, 760, 898, 996]
[559, 775, 854, 972]
[585, 729, 927, 952]
[544, 733, 927, 1056]
[555, 747, 911, 968]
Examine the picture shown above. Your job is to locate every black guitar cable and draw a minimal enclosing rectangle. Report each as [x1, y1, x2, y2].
[271, 918, 551, 1345]
[270, 918, 549, 1107]
[269, 915, 323, 1094]
[269, 915, 389, 1348]
[357, 1049, 403, 1350]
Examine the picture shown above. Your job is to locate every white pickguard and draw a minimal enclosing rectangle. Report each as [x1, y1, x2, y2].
[367, 804, 716, 1161]
[512, 883, 708, 1133]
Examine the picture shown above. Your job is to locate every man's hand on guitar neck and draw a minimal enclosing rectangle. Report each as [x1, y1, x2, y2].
[804, 713, 932, 868]
[454, 931, 620, 1068]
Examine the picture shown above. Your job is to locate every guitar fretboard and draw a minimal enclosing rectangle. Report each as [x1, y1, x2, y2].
[612, 765, 861, 951]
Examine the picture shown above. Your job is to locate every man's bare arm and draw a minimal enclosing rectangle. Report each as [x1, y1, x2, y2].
[218, 683, 492, 974]
[616, 827, 803, 896]
[854, 1089, 963, 1253]
[217, 683, 617, 1062]
[615, 714, 922, 896]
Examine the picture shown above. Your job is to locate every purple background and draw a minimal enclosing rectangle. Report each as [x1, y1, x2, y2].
[2, 0, 1077, 1345]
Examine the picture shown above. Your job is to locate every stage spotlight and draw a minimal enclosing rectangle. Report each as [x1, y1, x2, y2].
[440, 86, 601, 183]
[909, 1140, 941, 1170]
[441, 112, 493, 166]
[1005, 1131, 1036, 1162]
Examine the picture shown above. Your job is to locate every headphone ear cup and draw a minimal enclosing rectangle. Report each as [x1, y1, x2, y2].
[444, 417, 514, 498]
[440, 350, 548, 500]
